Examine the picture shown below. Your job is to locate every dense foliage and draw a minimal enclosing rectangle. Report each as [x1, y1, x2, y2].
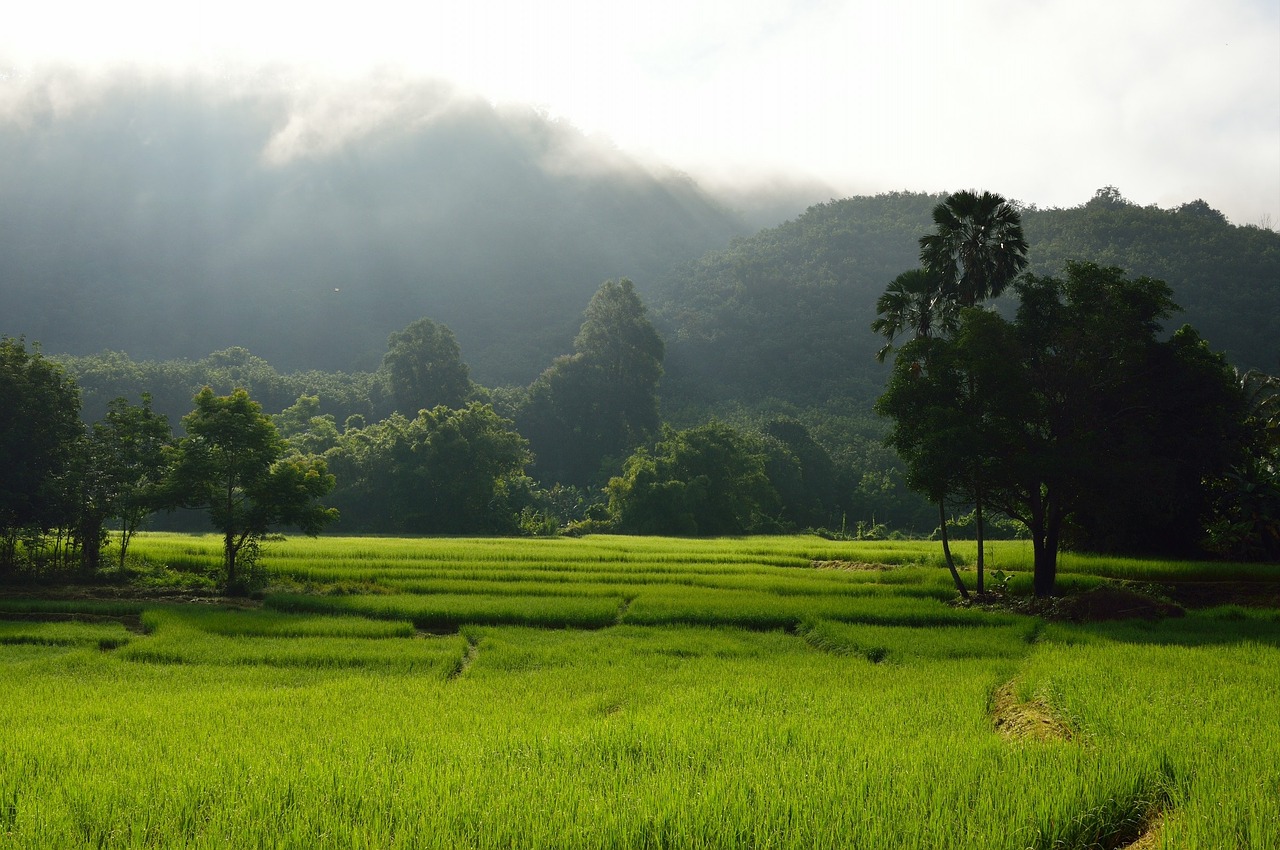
[518, 279, 665, 488]
[382, 317, 474, 414]
[606, 423, 781, 535]
[323, 403, 531, 535]
[73, 395, 171, 572]
[878, 263, 1248, 595]
[163, 388, 338, 589]
[0, 338, 82, 570]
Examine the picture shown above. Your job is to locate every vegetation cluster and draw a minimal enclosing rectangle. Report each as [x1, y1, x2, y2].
[4, 189, 1278, 598]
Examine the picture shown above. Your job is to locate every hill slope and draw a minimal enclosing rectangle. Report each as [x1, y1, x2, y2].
[653, 189, 1280, 412]
[0, 70, 746, 383]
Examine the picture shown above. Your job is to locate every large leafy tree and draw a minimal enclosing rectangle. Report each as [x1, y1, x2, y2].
[324, 403, 530, 534]
[165, 388, 337, 590]
[382, 317, 472, 415]
[879, 263, 1246, 597]
[607, 422, 780, 536]
[0, 338, 83, 572]
[519, 279, 664, 487]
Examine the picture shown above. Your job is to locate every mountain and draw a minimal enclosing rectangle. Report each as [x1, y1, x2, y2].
[652, 189, 1280, 413]
[0, 69, 747, 384]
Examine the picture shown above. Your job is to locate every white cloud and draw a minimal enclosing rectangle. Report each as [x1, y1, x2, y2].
[3, 0, 1276, 224]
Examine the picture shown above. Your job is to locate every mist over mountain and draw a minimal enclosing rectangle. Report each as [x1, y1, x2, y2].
[0, 69, 749, 383]
[4, 69, 1277, 415]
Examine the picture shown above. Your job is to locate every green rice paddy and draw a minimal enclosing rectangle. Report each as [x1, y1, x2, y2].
[1, 533, 1276, 848]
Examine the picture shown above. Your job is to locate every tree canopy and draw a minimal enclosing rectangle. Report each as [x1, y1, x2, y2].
[519, 279, 664, 487]
[165, 388, 337, 590]
[607, 423, 781, 536]
[73, 395, 173, 572]
[877, 262, 1247, 596]
[0, 338, 82, 571]
[382, 317, 472, 415]
[323, 403, 531, 534]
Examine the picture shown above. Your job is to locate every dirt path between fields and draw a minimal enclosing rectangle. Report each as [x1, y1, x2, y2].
[990, 680, 1074, 742]
[811, 560, 898, 571]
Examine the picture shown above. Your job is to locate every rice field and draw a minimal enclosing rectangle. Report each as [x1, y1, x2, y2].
[1, 533, 1277, 848]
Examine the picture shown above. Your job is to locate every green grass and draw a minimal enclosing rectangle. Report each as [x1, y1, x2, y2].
[0, 619, 133, 649]
[264, 591, 626, 630]
[119, 608, 462, 673]
[0, 532, 1274, 848]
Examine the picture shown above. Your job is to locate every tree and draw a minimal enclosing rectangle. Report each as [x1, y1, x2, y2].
[382, 317, 471, 415]
[0, 338, 82, 572]
[1204, 370, 1280, 560]
[871, 268, 957, 363]
[1010, 266, 1244, 590]
[879, 263, 1247, 597]
[519, 279, 664, 487]
[874, 314, 1023, 599]
[917, 190, 1030, 592]
[760, 417, 841, 530]
[919, 190, 1030, 308]
[324, 403, 531, 534]
[872, 268, 969, 597]
[606, 423, 780, 535]
[75, 395, 173, 572]
[273, 394, 340, 455]
[165, 388, 337, 590]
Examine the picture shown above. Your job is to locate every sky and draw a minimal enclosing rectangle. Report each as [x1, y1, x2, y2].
[4, 0, 1278, 226]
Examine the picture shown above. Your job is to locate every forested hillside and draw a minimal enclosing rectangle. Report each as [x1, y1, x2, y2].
[652, 188, 1280, 413]
[0, 71, 745, 383]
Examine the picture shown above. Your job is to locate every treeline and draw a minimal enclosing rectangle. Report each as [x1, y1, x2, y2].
[50, 277, 925, 537]
[10, 185, 1279, 590]
[7, 277, 896, 587]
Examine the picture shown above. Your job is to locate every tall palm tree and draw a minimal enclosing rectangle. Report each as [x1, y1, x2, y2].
[871, 268, 958, 363]
[918, 190, 1029, 595]
[920, 190, 1030, 308]
[872, 267, 968, 599]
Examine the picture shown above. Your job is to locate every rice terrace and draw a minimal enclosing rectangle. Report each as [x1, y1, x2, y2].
[2, 533, 1277, 849]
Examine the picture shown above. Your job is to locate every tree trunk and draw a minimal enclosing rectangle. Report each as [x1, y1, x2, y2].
[79, 513, 104, 575]
[118, 523, 131, 571]
[1032, 524, 1058, 598]
[974, 492, 985, 596]
[224, 529, 237, 589]
[939, 500, 969, 600]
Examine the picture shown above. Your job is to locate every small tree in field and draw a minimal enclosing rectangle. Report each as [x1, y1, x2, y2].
[165, 388, 337, 591]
